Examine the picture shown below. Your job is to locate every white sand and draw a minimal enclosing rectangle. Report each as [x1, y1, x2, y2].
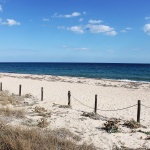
[0, 73, 150, 149]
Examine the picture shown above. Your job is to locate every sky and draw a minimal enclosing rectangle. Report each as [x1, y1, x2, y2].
[0, 0, 150, 63]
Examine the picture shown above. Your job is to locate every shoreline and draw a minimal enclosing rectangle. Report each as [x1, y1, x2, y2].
[0, 73, 150, 93]
[0, 72, 150, 84]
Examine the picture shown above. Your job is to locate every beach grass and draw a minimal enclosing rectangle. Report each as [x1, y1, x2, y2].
[0, 122, 95, 150]
[0, 91, 24, 106]
[0, 90, 96, 150]
[0, 107, 25, 118]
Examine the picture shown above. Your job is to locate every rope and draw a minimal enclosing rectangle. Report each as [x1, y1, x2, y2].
[97, 104, 137, 111]
[141, 104, 150, 109]
[72, 96, 93, 109]
[72, 96, 137, 111]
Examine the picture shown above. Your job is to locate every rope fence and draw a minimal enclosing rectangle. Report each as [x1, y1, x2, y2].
[141, 104, 150, 109]
[97, 104, 138, 112]
[72, 96, 138, 111]
[0, 82, 150, 124]
[72, 93, 150, 124]
[72, 96, 94, 109]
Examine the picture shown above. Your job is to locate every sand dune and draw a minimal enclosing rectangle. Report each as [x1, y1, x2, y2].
[0, 73, 150, 149]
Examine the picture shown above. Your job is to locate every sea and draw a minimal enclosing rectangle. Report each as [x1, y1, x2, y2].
[0, 63, 150, 82]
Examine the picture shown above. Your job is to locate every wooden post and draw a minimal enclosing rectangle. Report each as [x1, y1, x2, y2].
[68, 91, 71, 106]
[94, 95, 97, 113]
[41, 87, 43, 101]
[0, 82, 2, 91]
[19, 85, 21, 96]
[137, 100, 141, 123]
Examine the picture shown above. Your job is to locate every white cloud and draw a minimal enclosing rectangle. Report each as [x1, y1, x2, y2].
[79, 18, 83, 22]
[1, 19, 20, 26]
[144, 24, 150, 35]
[62, 45, 90, 51]
[67, 26, 84, 34]
[105, 31, 117, 36]
[58, 19, 117, 36]
[120, 27, 132, 33]
[65, 12, 80, 18]
[145, 16, 150, 20]
[43, 18, 49, 21]
[66, 24, 117, 36]
[88, 19, 103, 24]
[74, 47, 89, 51]
[85, 24, 115, 34]
[53, 12, 81, 18]
[120, 30, 126, 33]
[0, 5, 2, 12]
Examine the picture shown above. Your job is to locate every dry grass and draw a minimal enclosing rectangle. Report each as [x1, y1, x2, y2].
[0, 122, 96, 150]
[52, 128, 81, 142]
[0, 91, 95, 149]
[59, 105, 71, 108]
[138, 130, 150, 135]
[37, 118, 49, 128]
[0, 91, 26, 118]
[34, 106, 51, 117]
[34, 106, 47, 113]
[102, 118, 120, 133]
[123, 119, 141, 129]
[0, 91, 24, 106]
[24, 93, 33, 98]
[0, 107, 25, 118]
[81, 112, 100, 120]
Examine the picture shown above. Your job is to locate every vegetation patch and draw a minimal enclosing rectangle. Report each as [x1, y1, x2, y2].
[0, 122, 96, 150]
[52, 128, 81, 142]
[123, 119, 141, 129]
[145, 136, 150, 140]
[34, 106, 51, 117]
[59, 105, 71, 109]
[24, 93, 33, 98]
[102, 118, 120, 133]
[0, 91, 24, 106]
[137, 130, 150, 135]
[81, 112, 100, 120]
[0, 107, 25, 118]
[37, 118, 49, 128]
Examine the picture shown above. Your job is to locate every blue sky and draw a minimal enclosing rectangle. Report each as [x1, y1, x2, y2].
[0, 0, 150, 63]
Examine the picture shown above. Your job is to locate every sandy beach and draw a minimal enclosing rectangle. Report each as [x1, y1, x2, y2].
[0, 73, 150, 149]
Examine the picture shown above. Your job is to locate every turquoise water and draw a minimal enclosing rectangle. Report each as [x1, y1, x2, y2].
[0, 63, 150, 82]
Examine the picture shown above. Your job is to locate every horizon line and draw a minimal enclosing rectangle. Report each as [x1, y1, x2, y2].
[0, 62, 150, 65]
